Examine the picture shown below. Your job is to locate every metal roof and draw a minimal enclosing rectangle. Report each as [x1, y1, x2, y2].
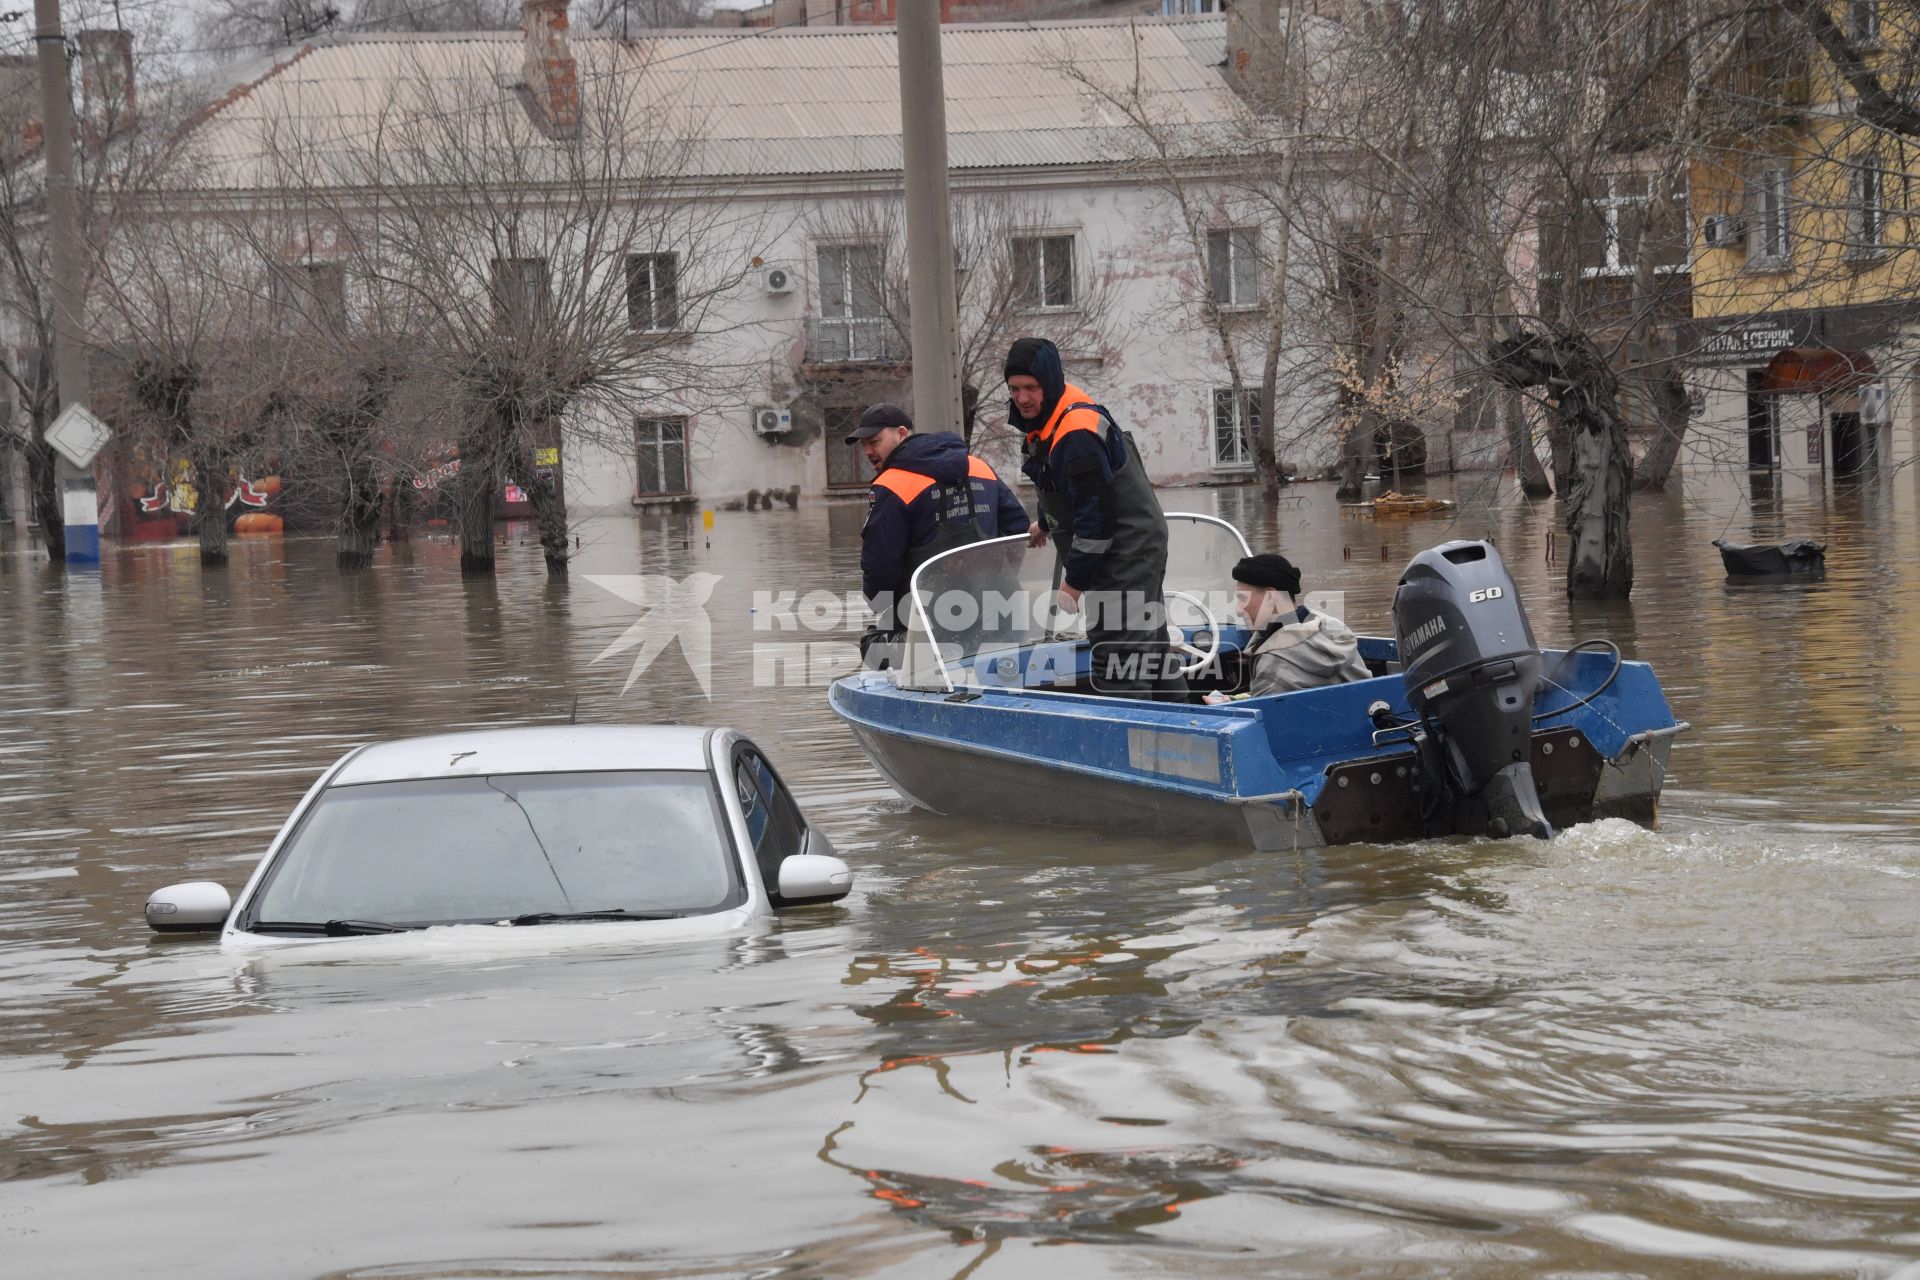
[331, 725, 716, 785]
[176, 18, 1245, 189]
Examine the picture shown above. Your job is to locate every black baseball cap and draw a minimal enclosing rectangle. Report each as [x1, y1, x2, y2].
[845, 402, 913, 443]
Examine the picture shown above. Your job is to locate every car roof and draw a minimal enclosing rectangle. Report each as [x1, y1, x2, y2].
[329, 725, 721, 786]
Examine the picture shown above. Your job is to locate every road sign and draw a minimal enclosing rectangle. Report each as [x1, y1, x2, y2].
[45, 402, 112, 470]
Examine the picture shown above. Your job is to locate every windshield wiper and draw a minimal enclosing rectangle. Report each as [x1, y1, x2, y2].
[506, 909, 681, 926]
[250, 919, 420, 936]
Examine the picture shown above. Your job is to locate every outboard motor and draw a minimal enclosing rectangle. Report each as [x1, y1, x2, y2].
[1391, 541, 1553, 840]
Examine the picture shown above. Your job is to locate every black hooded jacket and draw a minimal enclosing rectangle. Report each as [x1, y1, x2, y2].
[860, 431, 1029, 630]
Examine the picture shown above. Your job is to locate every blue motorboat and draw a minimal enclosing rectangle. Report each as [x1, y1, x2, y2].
[828, 515, 1686, 851]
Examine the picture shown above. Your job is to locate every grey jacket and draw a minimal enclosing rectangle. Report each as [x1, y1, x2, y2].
[1244, 606, 1372, 697]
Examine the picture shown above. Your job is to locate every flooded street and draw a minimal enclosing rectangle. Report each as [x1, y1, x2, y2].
[5, 469, 1920, 1279]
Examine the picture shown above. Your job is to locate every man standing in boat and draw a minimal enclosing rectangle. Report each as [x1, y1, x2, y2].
[1005, 337, 1187, 700]
[852, 402, 1029, 667]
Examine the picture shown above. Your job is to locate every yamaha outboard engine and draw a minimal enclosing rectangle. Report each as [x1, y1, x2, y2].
[1392, 541, 1553, 840]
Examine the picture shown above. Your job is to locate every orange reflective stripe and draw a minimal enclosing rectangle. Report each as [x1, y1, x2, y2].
[966, 455, 998, 482]
[871, 468, 936, 504]
[1043, 407, 1104, 448]
[1033, 384, 1107, 451]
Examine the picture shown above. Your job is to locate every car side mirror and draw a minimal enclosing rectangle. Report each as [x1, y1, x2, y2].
[146, 882, 232, 934]
[776, 843, 852, 907]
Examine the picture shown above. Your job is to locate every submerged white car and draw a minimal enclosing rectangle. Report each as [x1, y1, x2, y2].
[145, 726, 852, 947]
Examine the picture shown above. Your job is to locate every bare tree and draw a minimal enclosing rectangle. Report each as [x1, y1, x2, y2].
[91, 204, 290, 566]
[248, 43, 763, 575]
[0, 23, 184, 559]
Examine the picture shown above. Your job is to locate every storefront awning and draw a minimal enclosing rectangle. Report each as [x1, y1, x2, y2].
[1758, 346, 1878, 395]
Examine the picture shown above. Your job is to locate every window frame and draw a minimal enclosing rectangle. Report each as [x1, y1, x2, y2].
[1577, 173, 1688, 279]
[730, 745, 809, 898]
[1850, 0, 1880, 44]
[1746, 162, 1793, 267]
[1012, 232, 1079, 311]
[625, 251, 680, 333]
[1207, 226, 1262, 310]
[271, 260, 347, 330]
[1849, 156, 1887, 258]
[490, 255, 552, 329]
[1211, 386, 1259, 471]
[823, 406, 876, 490]
[634, 416, 690, 497]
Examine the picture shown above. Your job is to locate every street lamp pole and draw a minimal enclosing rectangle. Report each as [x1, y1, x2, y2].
[896, 0, 964, 436]
[34, 0, 98, 563]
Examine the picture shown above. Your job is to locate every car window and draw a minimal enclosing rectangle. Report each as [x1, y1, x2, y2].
[734, 749, 806, 890]
[244, 771, 744, 927]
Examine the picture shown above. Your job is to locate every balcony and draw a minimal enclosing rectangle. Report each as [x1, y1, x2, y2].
[804, 315, 908, 369]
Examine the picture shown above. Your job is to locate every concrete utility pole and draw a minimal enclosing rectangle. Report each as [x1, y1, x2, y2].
[896, 0, 964, 435]
[34, 0, 97, 563]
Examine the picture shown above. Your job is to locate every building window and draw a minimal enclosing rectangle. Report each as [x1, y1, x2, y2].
[824, 406, 876, 489]
[814, 243, 891, 361]
[491, 256, 550, 328]
[1850, 0, 1879, 42]
[1212, 387, 1258, 469]
[1748, 163, 1791, 264]
[1013, 234, 1076, 310]
[626, 253, 678, 332]
[635, 417, 688, 495]
[1161, 0, 1221, 12]
[1207, 228, 1260, 308]
[1580, 174, 1689, 276]
[271, 261, 346, 329]
[1850, 158, 1885, 256]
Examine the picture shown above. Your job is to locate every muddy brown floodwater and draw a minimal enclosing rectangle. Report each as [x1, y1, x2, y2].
[4, 468, 1920, 1279]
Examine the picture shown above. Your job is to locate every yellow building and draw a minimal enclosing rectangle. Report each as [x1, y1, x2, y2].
[1687, 1, 1920, 481]
[1689, 3, 1920, 479]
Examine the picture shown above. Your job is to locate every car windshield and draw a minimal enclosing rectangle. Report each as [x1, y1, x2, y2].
[244, 771, 743, 928]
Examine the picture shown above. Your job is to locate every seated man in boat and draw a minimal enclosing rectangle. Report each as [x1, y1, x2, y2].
[853, 402, 1030, 668]
[1204, 553, 1370, 703]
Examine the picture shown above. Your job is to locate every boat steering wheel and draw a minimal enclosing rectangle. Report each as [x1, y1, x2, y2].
[1165, 589, 1222, 678]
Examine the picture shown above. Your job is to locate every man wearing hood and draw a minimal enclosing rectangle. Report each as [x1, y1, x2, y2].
[1005, 337, 1186, 700]
[853, 402, 1029, 659]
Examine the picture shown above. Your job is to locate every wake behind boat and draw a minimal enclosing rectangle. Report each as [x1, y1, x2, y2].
[828, 515, 1685, 851]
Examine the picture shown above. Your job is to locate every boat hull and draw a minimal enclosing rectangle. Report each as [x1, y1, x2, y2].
[828, 645, 1681, 852]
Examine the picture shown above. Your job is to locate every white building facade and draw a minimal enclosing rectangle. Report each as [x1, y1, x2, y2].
[171, 10, 1339, 517]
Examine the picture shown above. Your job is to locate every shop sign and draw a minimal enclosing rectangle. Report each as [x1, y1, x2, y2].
[1693, 314, 1813, 365]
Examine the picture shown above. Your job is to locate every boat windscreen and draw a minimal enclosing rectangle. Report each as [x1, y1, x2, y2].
[907, 514, 1253, 668]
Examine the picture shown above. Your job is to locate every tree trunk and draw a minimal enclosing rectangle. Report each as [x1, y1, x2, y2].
[506, 448, 569, 577]
[1257, 343, 1284, 498]
[24, 428, 63, 559]
[1548, 418, 1575, 490]
[457, 431, 497, 577]
[1632, 363, 1690, 491]
[1486, 332, 1632, 599]
[337, 449, 384, 570]
[1564, 405, 1634, 598]
[388, 477, 415, 544]
[1335, 412, 1373, 500]
[193, 455, 229, 567]
[1504, 390, 1553, 496]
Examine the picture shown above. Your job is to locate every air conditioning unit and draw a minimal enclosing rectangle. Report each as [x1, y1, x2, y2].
[761, 264, 795, 295]
[753, 405, 793, 436]
[1703, 214, 1746, 250]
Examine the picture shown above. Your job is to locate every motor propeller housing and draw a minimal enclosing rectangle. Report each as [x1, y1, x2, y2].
[1392, 540, 1553, 840]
